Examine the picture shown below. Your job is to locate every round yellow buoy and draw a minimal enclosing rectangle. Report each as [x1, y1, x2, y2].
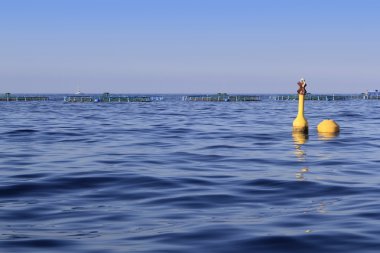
[317, 119, 340, 133]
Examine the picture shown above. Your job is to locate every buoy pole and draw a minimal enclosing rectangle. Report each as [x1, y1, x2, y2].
[293, 78, 308, 133]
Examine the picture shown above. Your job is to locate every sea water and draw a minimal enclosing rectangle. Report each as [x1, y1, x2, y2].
[0, 97, 379, 252]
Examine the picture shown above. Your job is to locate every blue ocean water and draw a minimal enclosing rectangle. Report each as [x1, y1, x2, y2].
[0, 97, 380, 253]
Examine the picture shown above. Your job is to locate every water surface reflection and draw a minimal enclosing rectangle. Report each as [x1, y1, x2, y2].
[292, 132, 310, 180]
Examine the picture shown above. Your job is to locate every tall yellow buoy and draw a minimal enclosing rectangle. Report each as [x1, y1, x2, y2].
[293, 78, 308, 133]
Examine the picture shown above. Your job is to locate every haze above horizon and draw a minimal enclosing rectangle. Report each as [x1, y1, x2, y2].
[1, 0, 379, 94]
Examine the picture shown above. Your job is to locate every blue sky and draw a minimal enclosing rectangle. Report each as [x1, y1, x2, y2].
[0, 0, 379, 93]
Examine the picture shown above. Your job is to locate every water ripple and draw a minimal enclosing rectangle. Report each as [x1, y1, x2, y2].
[0, 99, 379, 252]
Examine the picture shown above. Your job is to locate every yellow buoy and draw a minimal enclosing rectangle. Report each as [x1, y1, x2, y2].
[293, 78, 308, 133]
[317, 119, 340, 133]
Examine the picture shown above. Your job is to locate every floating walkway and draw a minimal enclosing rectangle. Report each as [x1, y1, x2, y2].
[64, 93, 163, 103]
[183, 93, 261, 102]
[0, 93, 49, 102]
[269, 94, 364, 101]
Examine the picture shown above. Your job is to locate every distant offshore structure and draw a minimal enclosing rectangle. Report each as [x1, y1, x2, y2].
[0, 93, 49, 102]
[182, 93, 261, 102]
[64, 93, 163, 103]
[364, 90, 380, 99]
[270, 94, 359, 101]
[1, 91, 380, 102]
[270, 92, 380, 101]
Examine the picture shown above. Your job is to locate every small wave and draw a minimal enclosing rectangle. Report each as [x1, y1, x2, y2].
[145, 193, 241, 209]
[239, 179, 367, 199]
[1, 239, 74, 249]
[0, 174, 177, 199]
[5, 129, 38, 135]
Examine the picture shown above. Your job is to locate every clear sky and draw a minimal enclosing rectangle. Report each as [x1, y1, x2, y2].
[0, 0, 379, 94]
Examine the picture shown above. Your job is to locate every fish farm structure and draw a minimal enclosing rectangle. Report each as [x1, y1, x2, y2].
[0, 93, 49, 102]
[363, 90, 380, 100]
[2, 92, 380, 103]
[64, 93, 163, 103]
[183, 93, 261, 102]
[269, 94, 366, 101]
